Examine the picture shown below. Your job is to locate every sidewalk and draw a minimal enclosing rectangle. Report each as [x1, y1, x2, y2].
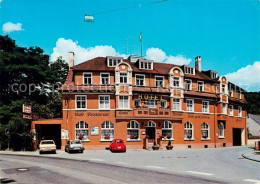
[242, 150, 260, 162]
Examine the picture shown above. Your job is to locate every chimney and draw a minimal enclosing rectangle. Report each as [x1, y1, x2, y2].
[195, 56, 201, 72]
[69, 52, 74, 68]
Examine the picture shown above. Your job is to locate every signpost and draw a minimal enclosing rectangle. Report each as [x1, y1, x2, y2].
[23, 102, 32, 119]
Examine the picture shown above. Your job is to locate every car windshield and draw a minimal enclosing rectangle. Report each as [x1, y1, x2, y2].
[115, 140, 123, 143]
[41, 141, 54, 144]
[71, 141, 81, 144]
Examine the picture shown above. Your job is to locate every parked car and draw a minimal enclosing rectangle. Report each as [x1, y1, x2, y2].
[65, 140, 85, 153]
[39, 140, 56, 154]
[110, 139, 126, 152]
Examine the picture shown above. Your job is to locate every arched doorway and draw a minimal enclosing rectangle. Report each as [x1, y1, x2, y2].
[146, 121, 156, 143]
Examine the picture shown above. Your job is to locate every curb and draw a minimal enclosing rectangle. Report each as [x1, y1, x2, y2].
[242, 151, 260, 163]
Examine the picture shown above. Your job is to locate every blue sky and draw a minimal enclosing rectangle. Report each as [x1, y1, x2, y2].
[1, 0, 260, 91]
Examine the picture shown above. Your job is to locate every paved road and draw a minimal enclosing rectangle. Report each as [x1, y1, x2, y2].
[0, 155, 222, 184]
[0, 146, 259, 183]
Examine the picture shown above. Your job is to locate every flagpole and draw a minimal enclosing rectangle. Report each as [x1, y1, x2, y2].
[140, 32, 143, 57]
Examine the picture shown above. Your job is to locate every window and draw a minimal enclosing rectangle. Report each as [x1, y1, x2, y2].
[229, 105, 233, 116]
[101, 73, 110, 85]
[222, 84, 226, 93]
[119, 96, 129, 109]
[120, 72, 128, 84]
[146, 99, 155, 108]
[202, 101, 209, 113]
[173, 77, 180, 87]
[222, 103, 227, 114]
[198, 81, 204, 92]
[140, 61, 153, 70]
[155, 76, 164, 87]
[134, 99, 141, 108]
[184, 66, 195, 75]
[237, 91, 241, 99]
[83, 73, 92, 85]
[173, 99, 181, 111]
[162, 121, 173, 140]
[75, 121, 89, 141]
[238, 106, 242, 117]
[186, 99, 194, 112]
[201, 122, 209, 139]
[211, 71, 218, 79]
[99, 95, 110, 109]
[160, 100, 167, 108]
[146, 121, 156, 127]
[107, 57, 122, 67]
[101, 121, 114, 140]
[135, 74, 145, 86]
[76, 95, 86, 109]
[184, 122, 193, 139]
[185, 79, 192, 90]
[127, 121, 139, 140]
[218, 122, 225, 138]
[229, 87, 233, 97]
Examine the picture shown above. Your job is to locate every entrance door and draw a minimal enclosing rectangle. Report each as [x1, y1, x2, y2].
[146, 121, 156, 143]
[233, 128, 242, 146]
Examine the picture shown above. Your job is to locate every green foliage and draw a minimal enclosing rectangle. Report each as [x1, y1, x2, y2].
[244, 92, 260, 114]
[0, 35, 68, 150]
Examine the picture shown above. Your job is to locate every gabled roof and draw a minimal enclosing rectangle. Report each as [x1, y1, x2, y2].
[248, 114, 260, 126]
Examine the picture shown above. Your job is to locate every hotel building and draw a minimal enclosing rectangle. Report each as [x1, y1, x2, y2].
[32, 53, 247, 150]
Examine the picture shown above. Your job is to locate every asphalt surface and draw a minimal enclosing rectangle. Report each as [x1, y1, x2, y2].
[0, 155, 222, 184]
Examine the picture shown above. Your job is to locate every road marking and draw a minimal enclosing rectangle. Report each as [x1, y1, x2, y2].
[145, 166, 163, 169]
[89, 159, 103, 162]
[244, 179, 260, 183]
[116, 161, 127, 164]
[185, 171, 214, 176]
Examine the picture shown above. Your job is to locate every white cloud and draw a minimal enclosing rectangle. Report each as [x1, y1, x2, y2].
[146, 47, 191, 65]
[2, 22, 23, 33]
[225, 61, 260, 92]
[51, 38, 124, 65]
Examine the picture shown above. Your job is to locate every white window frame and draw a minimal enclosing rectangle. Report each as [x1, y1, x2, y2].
[99, 95, 110, 109]
[118, 95, 129, 109]
[237, 91, 241, 99]
[75, 95, 87, 109]
[202, 101, 209, 113]
[75, 121, 89, 141]
[184, 122, 194, 140]
[134, 99, 141, 108]
[100, 72, 110, 85]
[222, 103, 227, 114]
[222, 84, 226, 94]
[162, 121, 173, 140]
[173, 98, 181, 111]
[146, 99, 155, 108]
[201, 122, 210, 140]
[120, 72, 128, 84]
[197, 81, 204, 92]
[173, 77, 180, 87]
[218, 122, 225, 138]
[160, 100, 167, 108]
[185, 79, 192, 91]
[155, 75, 164, 87]
[238, 106, 242, 117]
[83, 72, 92, 85]
[229, 105, 233, 116]
[184, 66, 195, 75]
[135, 74, 145, 86]
[127, 120, 140, 141]
[140, 61, 153, 70]
[101, 121, 114, 141]
[186, 99, 194, 112]
[108, 58, 121, 67]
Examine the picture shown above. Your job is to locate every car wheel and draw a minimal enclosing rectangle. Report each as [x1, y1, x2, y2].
[39, 151, 42, 154]
[123, 149, 126, 152]
[80, 150, 83, 153]
[54, 151, 56, 154]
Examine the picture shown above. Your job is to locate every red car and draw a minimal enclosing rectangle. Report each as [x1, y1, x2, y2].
[110, 139, 126, 152]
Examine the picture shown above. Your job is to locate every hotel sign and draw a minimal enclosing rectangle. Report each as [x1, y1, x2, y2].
[138, 94, 163, 101]
[91, 127, 99, 135]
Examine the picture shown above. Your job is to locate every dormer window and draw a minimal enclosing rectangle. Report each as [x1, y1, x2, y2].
[184, 66, 195, 75]
[107, 57, 122, 67]
[139, 59, 153, 70]
[211, 71, 218, 79]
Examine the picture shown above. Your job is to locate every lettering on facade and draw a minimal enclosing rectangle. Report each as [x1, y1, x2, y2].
[172, 112, 183, 117]
[188, 114, 210, 119]
[87, 112, 110, 116]
[236, 119, 242, 122]
[75, 112, 84, 116]
[138, 94, 163, 101]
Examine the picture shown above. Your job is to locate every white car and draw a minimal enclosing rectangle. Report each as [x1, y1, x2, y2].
[39, 140, 56, 154]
